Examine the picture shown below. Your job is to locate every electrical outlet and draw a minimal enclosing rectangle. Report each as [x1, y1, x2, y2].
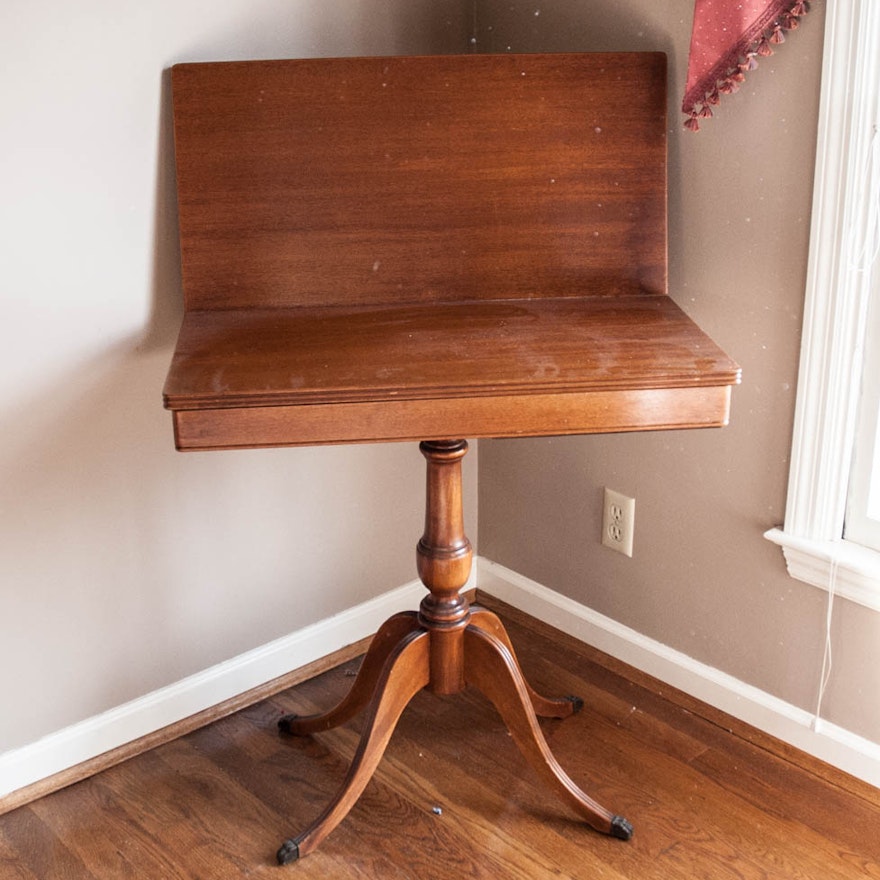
[602, 488, 635, 557]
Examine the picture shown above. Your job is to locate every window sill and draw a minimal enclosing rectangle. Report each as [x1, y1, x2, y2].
[765, 527, 880, 613]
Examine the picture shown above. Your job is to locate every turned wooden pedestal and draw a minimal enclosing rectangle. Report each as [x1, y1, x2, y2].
[275, 440, 632, 863]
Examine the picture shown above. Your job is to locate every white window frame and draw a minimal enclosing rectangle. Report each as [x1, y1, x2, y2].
[765, 0, 880, 612]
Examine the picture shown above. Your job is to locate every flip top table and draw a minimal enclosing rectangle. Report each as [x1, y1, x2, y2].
[163, 52, 740, 863]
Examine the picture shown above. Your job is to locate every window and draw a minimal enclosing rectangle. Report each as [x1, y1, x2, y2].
[765, 0, 880, 612]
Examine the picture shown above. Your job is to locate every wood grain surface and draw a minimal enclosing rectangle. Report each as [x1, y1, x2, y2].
[170, 53, 668, 311]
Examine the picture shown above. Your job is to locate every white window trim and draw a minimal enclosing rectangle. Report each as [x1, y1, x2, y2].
[765, 1, 880, 612]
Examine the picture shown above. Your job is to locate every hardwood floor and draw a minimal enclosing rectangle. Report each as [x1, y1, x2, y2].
[2, 594, 880, 878]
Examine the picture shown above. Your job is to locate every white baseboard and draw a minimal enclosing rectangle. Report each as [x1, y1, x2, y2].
[0, 577, 428, 800]
[477, 558, 880, 790]
[4, 558, 879, 803]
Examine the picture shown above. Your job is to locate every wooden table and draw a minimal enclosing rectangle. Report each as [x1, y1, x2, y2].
[163, 52, 740, 863]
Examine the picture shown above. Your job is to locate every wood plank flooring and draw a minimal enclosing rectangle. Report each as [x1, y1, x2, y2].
[2, 595, 880, 878]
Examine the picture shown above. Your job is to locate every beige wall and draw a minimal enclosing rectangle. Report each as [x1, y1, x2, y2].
[477, 0, 880, 746]
[0, 0, 475, 755]
[4, 0, 875, 782]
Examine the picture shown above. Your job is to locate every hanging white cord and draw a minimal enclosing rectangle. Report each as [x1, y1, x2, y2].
[811, 547, 839, 732]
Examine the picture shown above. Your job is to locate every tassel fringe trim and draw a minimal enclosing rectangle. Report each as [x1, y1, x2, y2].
[682, 0, 811, 131]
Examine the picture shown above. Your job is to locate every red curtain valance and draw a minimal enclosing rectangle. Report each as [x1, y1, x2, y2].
[683, 0, 812, 131]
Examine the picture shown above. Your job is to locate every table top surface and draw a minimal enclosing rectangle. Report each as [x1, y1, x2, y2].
[163, 296, 740, 412]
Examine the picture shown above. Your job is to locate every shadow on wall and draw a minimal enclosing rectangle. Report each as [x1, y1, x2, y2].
[0, 54, 428, 752]
[0, 69, 188, 749]
[476, 0, 680, 59]
[142, 69, 185, 354]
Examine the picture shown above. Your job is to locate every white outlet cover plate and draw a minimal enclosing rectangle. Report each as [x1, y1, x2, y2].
[602, 488, 635, 557]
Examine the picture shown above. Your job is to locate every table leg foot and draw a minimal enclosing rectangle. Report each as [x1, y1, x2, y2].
[464, 624, 631, 840]
[276, 839, 300, 865]
[279, 611, 421, 736]
[611, 815, 635, 841]
[563, 695, 585, 714]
